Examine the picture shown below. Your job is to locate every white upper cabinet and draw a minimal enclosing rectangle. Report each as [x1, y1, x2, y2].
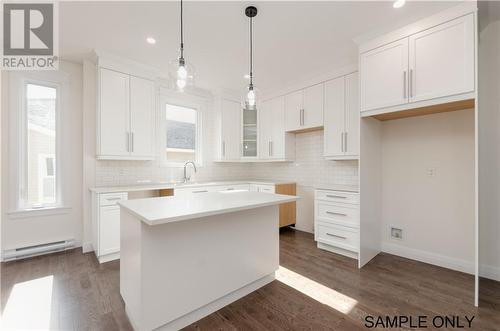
[220, 98, 241, 161]
[130, 76, 155, 158]
[408, 14, 474, 103]
[303, 84, 324, 128]
[359, 9, 475, 115]
[97, 68, 155, 160]
[324, 73, 359, 160]
[324, 77, 345, 157]
[284, 90, 303, 132]
[360, 38, 409, 112]
[260, 96, 295, 160]
[285, 83, 324, 132]
[99, 68, 130, 157]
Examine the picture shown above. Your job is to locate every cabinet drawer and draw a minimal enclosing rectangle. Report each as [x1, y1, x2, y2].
[315, 190, 359, 204]
[99, 192, 128, 206]
[316, 223, 359, 253]
[316, 202, 359, 228]
[257, 185, 275, 193]
[216, 184, 250, 192]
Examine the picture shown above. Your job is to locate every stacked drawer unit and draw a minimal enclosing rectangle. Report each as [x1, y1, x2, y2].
[314, 189, 359, 259]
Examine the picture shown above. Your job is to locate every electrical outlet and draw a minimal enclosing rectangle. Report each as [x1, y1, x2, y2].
[427, 168, 436, 177]
[391, 227, 403, 240]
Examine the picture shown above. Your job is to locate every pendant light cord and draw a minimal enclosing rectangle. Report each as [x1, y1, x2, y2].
[180, 0, 184, 60]
[249, 16, 253, 86]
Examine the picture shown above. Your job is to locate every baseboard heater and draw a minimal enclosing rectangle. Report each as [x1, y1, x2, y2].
[2, 239, 76, 262]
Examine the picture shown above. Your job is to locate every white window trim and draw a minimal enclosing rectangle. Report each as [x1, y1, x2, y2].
[159, 93, 203, 168]
[19, 79, 62, 210]
[8, 70, 70, 216]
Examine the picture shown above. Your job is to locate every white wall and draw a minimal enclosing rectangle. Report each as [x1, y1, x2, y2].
[478, 1, 500, 281]
[380, 109, 475, 273]
[250, 130, 358, 233]
[1, 61, 83, 251]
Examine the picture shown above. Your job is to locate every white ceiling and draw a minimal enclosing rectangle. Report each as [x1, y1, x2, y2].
[60, 1, 461, 94]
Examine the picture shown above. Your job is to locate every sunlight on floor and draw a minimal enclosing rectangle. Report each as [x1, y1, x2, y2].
[276, 266, 357, 314]
[1, 275, 54, 330]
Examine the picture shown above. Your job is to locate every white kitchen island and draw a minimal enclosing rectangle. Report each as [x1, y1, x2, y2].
[118, 191, 298, 331]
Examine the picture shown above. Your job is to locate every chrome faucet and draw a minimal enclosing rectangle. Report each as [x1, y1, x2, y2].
[183, 161, 197, 183]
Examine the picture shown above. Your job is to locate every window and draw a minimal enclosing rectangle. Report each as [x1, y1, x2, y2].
[22, 83, 59, 208]
[165, 103, 200, 164]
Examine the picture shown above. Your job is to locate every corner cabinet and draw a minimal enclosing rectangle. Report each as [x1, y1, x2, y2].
[259, 96, 295, 161]
[284, 83, 324, 132]
[324, 73, 359, 160]
[360, 13, 475, 117]
[97, 68, 155, 160]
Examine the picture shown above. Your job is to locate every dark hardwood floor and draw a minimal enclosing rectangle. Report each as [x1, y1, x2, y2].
[1, 229, 499, 330]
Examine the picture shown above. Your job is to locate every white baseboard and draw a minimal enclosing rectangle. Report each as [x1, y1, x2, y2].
[381, 242, 500, 282]
[381, 242, 475, 275]
[480, 264, 500, 282]
[82, 242, 94, 253]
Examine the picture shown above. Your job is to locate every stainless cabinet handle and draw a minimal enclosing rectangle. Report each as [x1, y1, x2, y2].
[106, 197, 122, 201]
[326, 195, 347, 199]
[409, 69, 413, 98]
[226, 188, 235, 191]
[326, 211, 347, 216]
[222, 141, 226, 157]
[192, 190, 208, 193]
[270, 141, 273, 156]
[126, 132, 129, 152]
[326, 233, 347, 240]
[403, 71, 407, 99]
[269, 141, 271, 157]
[344, 132, 348, 153]
[131, 132, 134, 153]
[341, 133, 344, 152]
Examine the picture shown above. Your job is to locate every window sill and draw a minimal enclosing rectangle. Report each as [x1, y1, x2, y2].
[8, 206, 72, 219]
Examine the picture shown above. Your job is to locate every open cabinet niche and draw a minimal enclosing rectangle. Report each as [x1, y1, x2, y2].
[359, 108, 477, 305]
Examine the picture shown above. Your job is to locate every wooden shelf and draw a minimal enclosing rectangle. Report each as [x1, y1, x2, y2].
[371, 99, 475, 121]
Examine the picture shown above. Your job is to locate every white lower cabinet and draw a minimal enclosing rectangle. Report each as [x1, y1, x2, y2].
[92, 192, 128, 263]
[314, 189, 359, 259]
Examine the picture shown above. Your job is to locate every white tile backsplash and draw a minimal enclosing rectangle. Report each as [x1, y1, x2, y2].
[95, 130, 358, 188]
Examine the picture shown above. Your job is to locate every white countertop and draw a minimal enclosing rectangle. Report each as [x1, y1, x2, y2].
[118, 191, 299, 225]
[315, 184, 359, 193]
[90, 180, 295, 193]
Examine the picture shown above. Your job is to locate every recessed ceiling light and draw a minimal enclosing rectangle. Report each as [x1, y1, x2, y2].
[146, 37, 156, 45]
[393, 0, 406, 8]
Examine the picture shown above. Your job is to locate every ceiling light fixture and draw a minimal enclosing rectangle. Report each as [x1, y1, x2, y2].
[393, 0, 406, 9]
[169, 0, 194, 91]
[146, 37, 156, 44]
[244, 6, 258, 110]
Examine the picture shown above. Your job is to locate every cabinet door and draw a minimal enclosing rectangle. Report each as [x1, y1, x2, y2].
[323, 77, 345, 158]
[99, 68, 130, 156]
[360, 38, 409, 111]
[303, 83, 324, 128]
[259, 99, 273, 159]
[270, 96, 286, 159]
[130, 76, 155, 158]
[409, 14, 474, 103]
[284, 90, 303, 132]
[344, 73, 359, 157]
[99, 205, 120, 256]
[221, 98, 241, 160]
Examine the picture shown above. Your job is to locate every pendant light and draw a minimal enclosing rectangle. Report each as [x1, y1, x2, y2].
[169, 0, 195, 91]
[244, 6, 258, 109]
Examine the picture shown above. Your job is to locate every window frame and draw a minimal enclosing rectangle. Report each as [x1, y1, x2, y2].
[19, 79, 62, 210]
[159, 94, 203, 168]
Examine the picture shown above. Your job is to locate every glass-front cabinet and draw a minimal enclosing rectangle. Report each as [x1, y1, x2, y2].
[242, 106, 258, 158]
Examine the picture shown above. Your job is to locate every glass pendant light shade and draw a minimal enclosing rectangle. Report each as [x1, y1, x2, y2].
[168, 56, 195, 92]
[244, 84, 258, 110]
